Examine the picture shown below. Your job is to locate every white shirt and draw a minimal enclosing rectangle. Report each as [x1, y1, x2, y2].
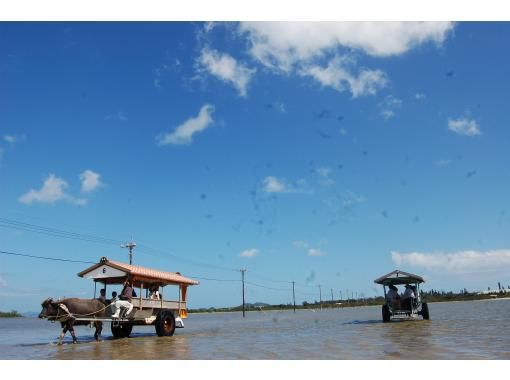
[403, 287, 415, 299]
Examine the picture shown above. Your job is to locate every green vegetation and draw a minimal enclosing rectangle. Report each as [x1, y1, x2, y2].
[188, 289, 510, 314]
[0, 310, 23, 318]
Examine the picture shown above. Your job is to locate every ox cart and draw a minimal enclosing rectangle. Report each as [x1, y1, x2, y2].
[72, 256, 199, 339]
[374, 270, 430, 322]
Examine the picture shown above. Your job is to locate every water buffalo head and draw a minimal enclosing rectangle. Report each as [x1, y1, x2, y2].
[39, 298, 60, 320]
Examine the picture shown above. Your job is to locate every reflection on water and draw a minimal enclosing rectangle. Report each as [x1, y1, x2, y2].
[1, 299, 510, 359]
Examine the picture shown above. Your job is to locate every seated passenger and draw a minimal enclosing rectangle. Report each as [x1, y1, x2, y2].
[387, 285, 401, 307]
[149, 285, 160, 300]
[400, 284, 416, 309]
[111, 280, 134, 318]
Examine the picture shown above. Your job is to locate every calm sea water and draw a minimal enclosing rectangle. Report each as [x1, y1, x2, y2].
[1, 299, 509, 359]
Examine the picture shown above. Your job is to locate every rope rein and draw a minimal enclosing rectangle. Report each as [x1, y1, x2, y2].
[56, 301, 113, 319]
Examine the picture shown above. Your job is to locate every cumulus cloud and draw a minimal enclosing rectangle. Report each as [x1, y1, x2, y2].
[262, 176, 287, 193]
[240, 248, 259, 258]
[238, 22, 452, 98]
[197, 48, 256, 97]
[379, 95, 403, 119]
[80, 170, 102, 193]
[239, 22, 454, 71]
[308, 248, 326, 257]
[302, 56, 388, 97]
[157, 104, 215, 146]
[392, 250, 510, 274]
[448, 118, 481, 136]
[19, 174, 86, 206]
[0, 274, 6, 287]
[262, 176, 311, 194]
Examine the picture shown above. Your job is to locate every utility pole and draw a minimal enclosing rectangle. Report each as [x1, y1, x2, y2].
[240, 269, 246, 318]
[121, 241, 136, 265]
[340, 290, 343, 301]
[319, 285, 322, 310]
[292, 281, 296, 313]
[331, 288, 334, 306]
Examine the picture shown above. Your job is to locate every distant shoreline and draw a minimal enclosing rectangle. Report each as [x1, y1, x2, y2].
[0, 311, 23, 318]
[188, 292, 510, 314]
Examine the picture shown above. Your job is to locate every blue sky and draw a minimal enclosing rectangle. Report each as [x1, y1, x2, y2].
[1, 22, 510, 311]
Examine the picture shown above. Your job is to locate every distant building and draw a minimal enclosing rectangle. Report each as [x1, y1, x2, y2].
[477, 288, 510, 295]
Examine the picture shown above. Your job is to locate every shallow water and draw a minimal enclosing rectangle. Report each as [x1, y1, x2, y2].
[1, 299, 510, 359]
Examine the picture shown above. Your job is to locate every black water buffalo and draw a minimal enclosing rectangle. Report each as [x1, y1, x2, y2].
[39, 297, 107, 344]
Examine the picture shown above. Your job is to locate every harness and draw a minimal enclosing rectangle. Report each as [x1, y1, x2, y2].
[50, 302, 111, 323]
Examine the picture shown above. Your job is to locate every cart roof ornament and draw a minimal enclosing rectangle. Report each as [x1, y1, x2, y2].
[78, 257, 200, 287]
[374, 269, 425, 286]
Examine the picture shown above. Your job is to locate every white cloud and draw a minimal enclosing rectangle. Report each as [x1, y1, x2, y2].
[157, 104, 215, 146]
[197, 48, 256, 97]
[194, 23, 453, 101]
[80, 170, 102, 193]
[379, 95, 403, 120]
[239, 22, 454, 72]
[262, 176, 287, 193]
[19, 174, 87, 206]
[0, 275, 6, 287]
[308, 248, 326, 257]
[392, 250, 510, 274]
[240, 248, 259, 258]
[262, 176, 312, 194]
[415, 93, 426, 100]
[3, 134, 26, 144]
[448, 118, 481, 136]
[301, 56, 388, 97]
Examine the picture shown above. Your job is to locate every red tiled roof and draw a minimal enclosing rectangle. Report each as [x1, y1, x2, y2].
[78, 257, 199, 286]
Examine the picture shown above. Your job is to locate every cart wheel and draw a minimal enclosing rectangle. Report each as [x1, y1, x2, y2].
[111, 322, 133, 338]
[155, 310, 176, 337]
[382, 304, 390, 322]
[421, 302, 430, 320]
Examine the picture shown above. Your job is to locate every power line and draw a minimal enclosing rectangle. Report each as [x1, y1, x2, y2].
[0, 217, 122, 246]
[0, 250, 95, 264]
[0, 217, 238, 273]
[191, 275, 240, 282]
[245, 280, 290, 292]
[0, 217, 342, 293]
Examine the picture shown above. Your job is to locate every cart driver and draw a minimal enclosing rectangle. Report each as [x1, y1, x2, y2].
[111, 279, 134, 318]
[387, 284, 400, 307]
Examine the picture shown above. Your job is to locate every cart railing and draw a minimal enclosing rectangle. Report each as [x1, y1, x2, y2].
[131, 298, 186, 311]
